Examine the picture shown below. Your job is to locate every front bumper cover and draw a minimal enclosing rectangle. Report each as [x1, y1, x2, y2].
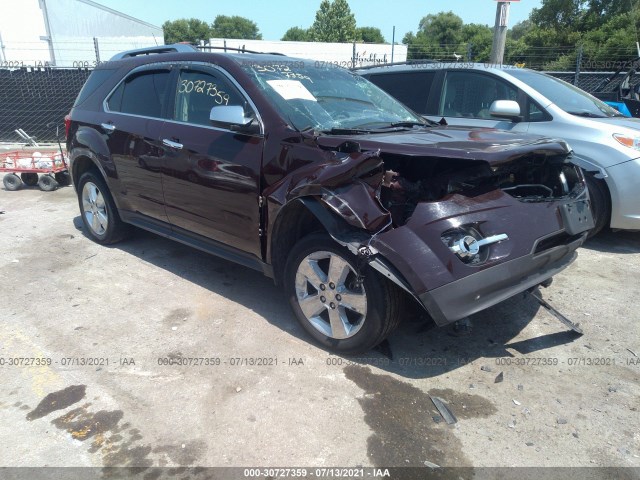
[418, 234, 584, 326]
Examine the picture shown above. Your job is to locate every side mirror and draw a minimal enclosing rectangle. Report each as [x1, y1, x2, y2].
[489, 100, 522, 121]
[209, 105, 257, 132]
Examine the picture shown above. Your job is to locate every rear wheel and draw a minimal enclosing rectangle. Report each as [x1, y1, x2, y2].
[77, 171, 130, 244]
[3, 173, 22, 191]
[285, 233, 401, 354]
[585, 173, 610, 238]
[20, 173, 39, 186]
[38, 174, 59, 191]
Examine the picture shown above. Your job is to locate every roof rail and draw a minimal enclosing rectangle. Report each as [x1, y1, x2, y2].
[353, 59, 437, 71]
[110, 43, 198, 60]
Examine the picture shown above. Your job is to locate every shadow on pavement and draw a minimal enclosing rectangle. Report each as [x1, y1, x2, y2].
[583, 229, 640, 254]
[73, 217, 584, 379]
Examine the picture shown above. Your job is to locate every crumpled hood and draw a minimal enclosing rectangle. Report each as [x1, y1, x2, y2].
[316, 126, 571, 165]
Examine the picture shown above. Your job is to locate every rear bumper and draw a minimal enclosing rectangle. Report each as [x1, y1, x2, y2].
[418, 233, 584, 326]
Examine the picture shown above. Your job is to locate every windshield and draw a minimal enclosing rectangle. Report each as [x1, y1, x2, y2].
[509, 69, 624, 118]
[241, 60, 427, 132]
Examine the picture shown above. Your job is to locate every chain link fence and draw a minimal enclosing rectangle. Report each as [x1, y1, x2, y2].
[0, 67, 92, 144]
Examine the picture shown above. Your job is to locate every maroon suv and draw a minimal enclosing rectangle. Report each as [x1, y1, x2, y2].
[66, 45, 593, 354]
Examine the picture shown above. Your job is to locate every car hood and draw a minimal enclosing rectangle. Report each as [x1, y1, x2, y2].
[315, 126, 571, 165]
[587, 115, 640, 132]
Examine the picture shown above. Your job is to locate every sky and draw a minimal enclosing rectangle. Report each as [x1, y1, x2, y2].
[92, 0, 543, 42]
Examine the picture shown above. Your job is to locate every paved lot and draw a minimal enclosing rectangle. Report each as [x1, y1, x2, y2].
[0, 183, 639, 477]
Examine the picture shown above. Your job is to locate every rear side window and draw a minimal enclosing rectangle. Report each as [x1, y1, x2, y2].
[106, 70, 171, 118]
[173, 68, 245, 127]
[366, 71, 435, 114]
[74, 69, 117, 107]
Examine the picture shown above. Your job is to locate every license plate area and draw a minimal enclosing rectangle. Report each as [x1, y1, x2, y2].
[560, 199, 595, 235]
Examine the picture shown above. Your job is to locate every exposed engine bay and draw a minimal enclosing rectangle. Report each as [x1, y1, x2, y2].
[378, 152, 585, 226]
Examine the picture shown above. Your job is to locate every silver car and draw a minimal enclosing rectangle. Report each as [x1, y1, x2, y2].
[358, 63, 640, 235]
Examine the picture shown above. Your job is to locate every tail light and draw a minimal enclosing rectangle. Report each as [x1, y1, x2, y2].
[64, 114, 71, 140]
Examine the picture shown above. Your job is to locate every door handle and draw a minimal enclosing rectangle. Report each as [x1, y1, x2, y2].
[162, 139, 183, 150]
[101, 123, 116, 133]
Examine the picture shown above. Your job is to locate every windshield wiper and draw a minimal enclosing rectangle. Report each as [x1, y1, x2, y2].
[387, 121, 433, 128]
[566, 111, 606, 118]
[321, 127, 372, 135]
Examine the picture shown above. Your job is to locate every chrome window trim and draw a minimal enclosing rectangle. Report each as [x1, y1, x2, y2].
[102, 60, 264, 137]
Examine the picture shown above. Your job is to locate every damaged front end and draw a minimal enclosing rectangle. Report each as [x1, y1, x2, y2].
[268, 135, 593, 326]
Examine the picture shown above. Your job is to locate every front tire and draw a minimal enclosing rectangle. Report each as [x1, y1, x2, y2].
[585, 173, 610, 238]
[284, 233, 401, 354]
[77, 171, 130, 245]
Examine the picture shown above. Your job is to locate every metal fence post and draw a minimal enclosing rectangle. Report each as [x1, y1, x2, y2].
[93, 37, 100, 64]
[352, 41, 356, 69]
[467, 42, 473, 62]
[575, 44, 583, 86]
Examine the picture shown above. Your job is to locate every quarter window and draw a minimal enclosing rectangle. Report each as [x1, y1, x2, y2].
[440, 72, 518, 119]
[106, 70, 171, 118]
[174, 69, 245, 127]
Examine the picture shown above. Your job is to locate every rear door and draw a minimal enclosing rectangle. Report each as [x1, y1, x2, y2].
[103, 66, 172, 222]
[159, 64, 264, 258]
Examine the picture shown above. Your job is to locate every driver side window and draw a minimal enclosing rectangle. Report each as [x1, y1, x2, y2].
[440, 71, 518, 119]
[174, 69, 246, 127]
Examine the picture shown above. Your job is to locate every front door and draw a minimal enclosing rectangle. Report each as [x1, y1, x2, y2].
[160, 65, 264, 258]
[428, 70, 527, 132]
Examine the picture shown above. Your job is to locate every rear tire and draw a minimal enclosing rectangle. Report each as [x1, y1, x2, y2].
[3, 173, 22, 191]
[284, 233, 401, 354]
[38, 174, 59, 191]
[20, 173, 39, 186]
[77, 171, 130, 245]
[585, 173, 610, 238]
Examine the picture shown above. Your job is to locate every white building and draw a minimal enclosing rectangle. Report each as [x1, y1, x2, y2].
[206, 39, 407, 67]
[0, 0, 163, 67]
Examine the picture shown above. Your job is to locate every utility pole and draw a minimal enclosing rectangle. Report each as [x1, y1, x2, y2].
[489, 0, 512, 64]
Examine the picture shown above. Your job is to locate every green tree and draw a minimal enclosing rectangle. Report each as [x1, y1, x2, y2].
[460, 23, 492, 61]
[418, 11, 464, 47]
[210, 15, 262, 40]
[356, 27, 386, 43]
[162, 18, 212, 44]
[530, 0, 586, 30]
[403, 12, 465, 60]
[509, 20, 534, 41]
[309, 0, 357, 42]
[282, 27, 311, 41]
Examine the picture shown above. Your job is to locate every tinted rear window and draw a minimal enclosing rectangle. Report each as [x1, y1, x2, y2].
[74, 69, 117, 107]
[366, 71, 435, 114]
[107, 70, 171, 118]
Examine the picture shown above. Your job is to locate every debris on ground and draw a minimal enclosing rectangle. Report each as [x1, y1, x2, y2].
[495, 372, 504, 383]
[557, 418, 568, 425]
[513, 399, 521, 405]
[430, 396, 457, 425]
[481, 365, 493, 373]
